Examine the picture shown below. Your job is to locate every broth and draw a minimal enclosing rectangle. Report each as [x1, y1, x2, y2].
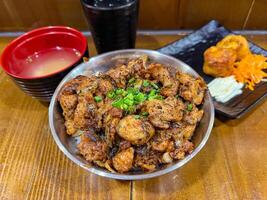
[18, 47, 81, 77]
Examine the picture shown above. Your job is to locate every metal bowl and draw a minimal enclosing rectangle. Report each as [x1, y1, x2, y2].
[49, 49, 214, 180]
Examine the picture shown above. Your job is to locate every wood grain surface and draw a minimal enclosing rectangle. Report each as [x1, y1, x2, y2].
[0, 0, 266, 31]
[0, 33, 267, 200]
[244, 0, 267, 29]
[178, 0, 254, 29]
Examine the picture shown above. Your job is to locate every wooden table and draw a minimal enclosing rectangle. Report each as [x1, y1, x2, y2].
[0, 33, 267, 200]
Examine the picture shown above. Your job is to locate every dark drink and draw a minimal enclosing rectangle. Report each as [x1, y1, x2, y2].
[81, 0, 139, 54]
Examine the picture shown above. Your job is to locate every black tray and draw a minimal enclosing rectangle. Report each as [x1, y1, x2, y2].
[157, 20, 267, 118]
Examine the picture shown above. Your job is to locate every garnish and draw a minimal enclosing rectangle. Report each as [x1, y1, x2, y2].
[134, 115, 141, 119]
[233, 54, 267, 90]
[141, 112, 149, 116]
[151, 82, 159, 89]
[143, 80, 150, 87]
[94, 96, 102, 102]
[107, 91, 115, 99]
[128, 77, 135, 83]
[187, 104, 193, 111]
[108, 86, 163, 112]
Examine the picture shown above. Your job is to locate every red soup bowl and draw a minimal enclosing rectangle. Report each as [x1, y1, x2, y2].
[0, 26, 88, 102]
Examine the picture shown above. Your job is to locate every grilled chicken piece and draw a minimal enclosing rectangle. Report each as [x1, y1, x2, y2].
[179, 124, 197, 139]
[112, 147, 134, 173]
[119, 140, 132, 151]
[105, 117, 120, 147]
[183, 105, 204, 125]
[78, 133, 108, 162]
[100, 101, 123, 147]
[117, 115, 155, 145]
[59, 94, 78, 120]
[177, 72, 206, 105]
[107, 64, 132, 88]
[170, 140, 194, 160]
[76, 76, 98, 95]
[58, 75, 89, 97]
[146, 63, 172, 86]
[134, 149, 160, 171]
[73, 94, 98, 130]
[96, 75, 116, 97]
[151, 130, 174, 152]
[146, 63, 179, 96]
[144, 97, 185, 129]
[64, 119, 77, 135]
[160, 79, 179, 97]
[127, 55, 148, 77]
[106, 56, 148, 88]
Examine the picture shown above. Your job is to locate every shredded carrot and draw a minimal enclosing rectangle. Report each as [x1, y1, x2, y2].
[232, 54, 267, 90]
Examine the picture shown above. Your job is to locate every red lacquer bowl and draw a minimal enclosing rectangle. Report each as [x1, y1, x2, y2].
[0, 26, 88, 102]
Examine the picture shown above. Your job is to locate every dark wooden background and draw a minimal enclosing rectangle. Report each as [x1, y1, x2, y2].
[0, 0, 266, 32]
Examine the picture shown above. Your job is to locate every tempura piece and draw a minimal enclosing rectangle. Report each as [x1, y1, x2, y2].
[203, 46, 236, 77]
[217, 35, 251, 60]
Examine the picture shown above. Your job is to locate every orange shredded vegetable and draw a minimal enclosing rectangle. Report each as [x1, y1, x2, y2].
[232, 54, 267, 90]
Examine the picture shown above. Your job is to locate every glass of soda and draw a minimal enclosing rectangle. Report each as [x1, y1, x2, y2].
[81, 0, 139, 54]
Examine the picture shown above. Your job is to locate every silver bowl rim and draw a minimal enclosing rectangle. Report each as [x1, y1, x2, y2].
[49, 49, 215, 180]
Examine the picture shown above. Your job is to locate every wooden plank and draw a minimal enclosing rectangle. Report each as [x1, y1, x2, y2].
[178, 0, 254, 29]
[244, 0, 267, 29]
[0, 0, 265, 31]
[138, 0, 180, 29]
[0, 1, 19, 29]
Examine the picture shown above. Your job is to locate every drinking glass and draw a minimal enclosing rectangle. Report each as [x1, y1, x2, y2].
[81, 0, 139, 54]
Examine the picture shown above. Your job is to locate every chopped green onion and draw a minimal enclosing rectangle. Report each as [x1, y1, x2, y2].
[94, 96, 102, 102]
[134, 115, 140, 119]
[155, 95, 164, 100]
[126, 93, 134, 100]
[122, 90, 128, 97]
[187, 104, 193, 111]
[128, 77, 135, 83]
[115, 89, 124, 95]
[134, 79, 143, 89]
[151, 82, 159, 89]
[148, 94, 163, 100]
[148, 89, 157, 97]
[148, 96, 155, 100]
[165, 84, 173, 88]
[112, 98, 124, 108]
[134, 93, 146, 103]
[143, 80, 150, 87]
[141, 112, 149, 116]
[127, 88, 139, 95]
[127, 105, 136, 113]
[110, 81, 164, 111]
[124, 99, 134, 106]
[107, 91, 115, 99]
[121, 104, 129, 110]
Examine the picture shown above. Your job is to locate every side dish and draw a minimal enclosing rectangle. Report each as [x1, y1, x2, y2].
[58, 55, 206, 173]
[208, 76, 243, 103]
[204, 35, 267, 91]
[203, 35, 267, 103]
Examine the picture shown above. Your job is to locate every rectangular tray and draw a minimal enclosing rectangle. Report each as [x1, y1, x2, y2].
[157, 20, 267, 118]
